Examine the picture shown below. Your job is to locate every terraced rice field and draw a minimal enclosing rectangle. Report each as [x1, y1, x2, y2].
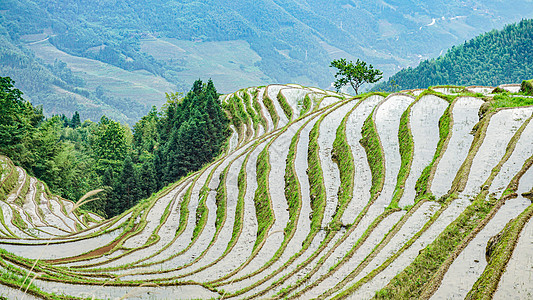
[1, 84, 532, 299]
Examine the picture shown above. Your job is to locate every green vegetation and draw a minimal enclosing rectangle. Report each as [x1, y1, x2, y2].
[0, 77, 229, 218]
[307, 121, 327, 235]
[262, 90, 279, 128]
[284, 132, 301, 237]
[360, 111, 385, 197]
[491, 94, 533, 108]
[521, 79, 533, 95]
[223, 96, 243, 138]
[215, 169, 228, 235]
[390, 104, 414, 209]
[376, 20, 533, 91]
[241, 91, 261, 132]
[466, 202, 533, 300]
[330, 100, 358, 227]
[373, 193, 494, 299]
[253, 147, 274, 251]
[415, 105, 452, 197]
[277, 92, 293, 120]
[331, 59, 383, 95]
[301, 95, 312, 116]
[251, 89, 267, 129]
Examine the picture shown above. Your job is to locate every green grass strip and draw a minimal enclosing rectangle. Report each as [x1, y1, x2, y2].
[372, 192, 495, 299]
[251, 88, 268, 129]
[214, 169, 227, 235]
[307, 119, 327, 239]
[492, 94, 533, 108]
[223, 96, 243, 139]
[330, 97, 365, 228]
[301, 94, 312, 115]
[415, 104, 452, 197]
[389, 103, 414, 209]
[263, 89, 280, 128]
[466, 201, 533, 300]
[277, 91, 293, 120]
[253, 147, 274, 251]
[241, 90, 261, 132]
[360, 111, 385, 198]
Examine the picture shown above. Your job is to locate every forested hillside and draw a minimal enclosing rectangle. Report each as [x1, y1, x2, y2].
[2, 0, 533, 123]
[0, 77, 229, 217]
[375, 19, 533, 91]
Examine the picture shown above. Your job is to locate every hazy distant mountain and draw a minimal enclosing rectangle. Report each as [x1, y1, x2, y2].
[1, 0, 533, 122]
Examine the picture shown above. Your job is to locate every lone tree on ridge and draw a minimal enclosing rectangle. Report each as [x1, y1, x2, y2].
[330, 58, 383, 95]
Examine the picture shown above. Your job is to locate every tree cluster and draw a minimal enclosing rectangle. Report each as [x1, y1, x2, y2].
[0, 77, 229, 218]
[374, 19, 533, 91]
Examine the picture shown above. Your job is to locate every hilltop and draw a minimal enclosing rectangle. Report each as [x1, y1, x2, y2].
[0, 82, 532, 299]
[2, 1, 533, 122]
[375, 19, 533, 91]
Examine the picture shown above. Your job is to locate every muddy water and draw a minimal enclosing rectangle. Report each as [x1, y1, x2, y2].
[222, 115, 322, 294]
[23, 178, 46, 227]
[103, 184, 195, 269]
[498, 84, 521, 93]
[135, 148, 250, 278]
[342, 95, 384, 225]
[467, 86, 494, 94]
[256, 87, 274, 133]
[0, 201, 33, 238]
[320, 100, 358, 227]
[49, 197, 76, 231]
[111, 167, 216, 269]
[65, 210, 132, 240]
[346, 202, 440, 299]
[374, 95, 415, 210]
[267, 85, 289, 127]
[117, 183, 186, 252]
[183, 142, 265, 283]
[31, 278, 219, 300]
[154, 150, 244, 269]
[411, 89, 424, 96]
[431, 195, 530, 299]
[349, 199, 469, 299]
[236, 119, 321, 298]
[298, 211, 405, 298]
[280, 88, 309, 118]
[39, 193, 71, 232]
[183, 155, 246, 271]
[463, 107, 533, 197]
[319, 96, 341, 108]
[431, 97, 484, 198]
[0, 283, 41, 299]
[1, 227, 123, 260]
[218, 120, 308, 288]
[494, 214, 533, 299]
[432, 87, 462, 95]
[268, 229, 345, 298]
[399, 95, 448, 208]
[490, 116, 533, 198]
[5, 167, 25, 203]
[228, 125, 239, 153]
[492, 164, 533, 300]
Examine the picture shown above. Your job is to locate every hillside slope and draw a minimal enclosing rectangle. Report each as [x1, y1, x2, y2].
[2, 1, 533, 122]
[1, 83, 533, 299]
[375, 19, 533, 91]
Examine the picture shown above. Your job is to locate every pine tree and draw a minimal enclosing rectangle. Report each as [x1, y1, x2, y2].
[71, 111, 81, 128]
[116, 155, 140, 210]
